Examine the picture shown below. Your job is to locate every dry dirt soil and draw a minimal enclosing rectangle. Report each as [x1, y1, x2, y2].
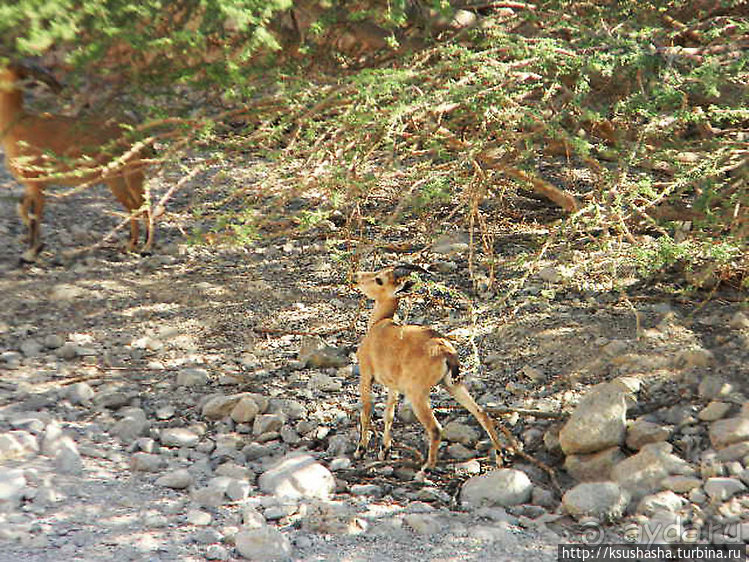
[1, 162, 747, 561]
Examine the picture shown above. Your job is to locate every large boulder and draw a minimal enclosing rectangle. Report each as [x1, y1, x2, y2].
[460, 469, 533, 508]
[559, 383, 627, 455]
[259, 453, 335, 500]
[612, 442, 695, 502]
[562, 482, 630, 521]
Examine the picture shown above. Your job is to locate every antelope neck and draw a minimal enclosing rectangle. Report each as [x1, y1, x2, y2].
[0, 80, 23, 137]
[369, 297, 399, 327]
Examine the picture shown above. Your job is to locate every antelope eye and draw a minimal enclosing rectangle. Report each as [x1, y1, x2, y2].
[375, 277, 383, 286]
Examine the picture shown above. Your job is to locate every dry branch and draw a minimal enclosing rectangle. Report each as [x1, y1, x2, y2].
[434, 127, 580, 212]
[497, 164, 579, 212]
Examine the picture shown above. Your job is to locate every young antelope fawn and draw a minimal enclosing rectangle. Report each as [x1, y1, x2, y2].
[0, 63, 151, 261]
[354, 264, 503, 475]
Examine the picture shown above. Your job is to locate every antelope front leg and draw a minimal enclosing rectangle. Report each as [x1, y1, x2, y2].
[378, 389, 400, 460]
[354, 366, 374, 460]
[18, 184, 44, 261]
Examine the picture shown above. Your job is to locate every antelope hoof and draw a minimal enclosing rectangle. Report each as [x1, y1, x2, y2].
[377, 446, 391, 461]
[414, 466, 436, 483]
[494, 451, 504, 467]
[20, 246, 42, 264]
[353, 447, 364, 460]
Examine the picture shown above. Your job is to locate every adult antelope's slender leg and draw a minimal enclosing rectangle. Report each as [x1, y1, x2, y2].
[379, 389, 400, 460]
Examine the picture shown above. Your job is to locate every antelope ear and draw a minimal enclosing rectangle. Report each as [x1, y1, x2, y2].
[394, 278, 417, 295]
[13, 60, 63, 94]
[392, 263, 430, 281]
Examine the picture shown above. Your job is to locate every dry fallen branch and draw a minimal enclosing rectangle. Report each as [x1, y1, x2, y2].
[459, 1, 537, 10]
[435, 404, 565, 420]
[432, 126, 580, 212]
[497, 164, 579, 212]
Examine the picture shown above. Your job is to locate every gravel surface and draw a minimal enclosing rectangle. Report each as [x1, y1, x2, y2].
[1, 161, 747, 561]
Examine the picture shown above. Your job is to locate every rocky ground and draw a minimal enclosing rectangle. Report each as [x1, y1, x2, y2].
[1, 163, 748, 561]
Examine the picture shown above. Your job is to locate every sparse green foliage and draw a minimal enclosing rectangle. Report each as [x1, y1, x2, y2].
[0, 0, 292, 88]
[0, 1, 745, 291]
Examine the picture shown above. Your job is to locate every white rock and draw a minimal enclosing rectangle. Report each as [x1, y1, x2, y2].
[0, 350, 22, 367]
[538, 266, 562, 283]
[20, 339, 43, 357]
[460, 469, 533, 508]
[716, 442, 749, 462]
[308, 373, 343, 392]
[160, 427, 200, 448]
[155, 405, 176, 420]
[698, 401, 732, 422]
[268, 399, 306, 420]
[729, 312, 749, 330]
[216, 462, 253, 480]
[710, 417, 749, 449]
[443, 421, 479, 445]
[0, 468, 27, 509]
[0, 431, 38, 461]
[300, 500, 365, 535]
[130, 452, 164, 472]
[259, 453, 335, 500]
[632, 509, 686, 544]
[155, 469, 193, 489]
[186, 509, 212, 526]
[239, 353, 261, 370]
[455, 459, 481, 475]
[329, 457, 351, 471]
[242, 505, 266, 528]
[612, 442, 695, 502]
[205, 544, 230, 561]
[447, 443, 475, 461]
[9, 413, 49, 434]
[564, 447, 624, 482]
[350, 484, 383, 497]
[55, 343, 79, 360]
[193, 486, 228, 507]
[202, 395, 243, 420]
[699, 376, 733, 400]
[43, 334, 64, 349]
[562, 482, 630, 521]
[110, 409, 150, 443]
[403, 513, 442, 534]
[231, 397, 260, 423]
[660, 475, 702, 493]
[636, 490, 686, 516]
[54, 437, 83, 474]
[415, 487, 450, 503]
[532, 487, 556, 508]
[93, 389, 133, 409]
[703, 477, 746, 501]
[626, 420, 672, 450]
[143, 512, 169, 528]
[559, 383, 627, 455]
[40, 422, 65, 456]
[280, 427, 301, 445]
[67, 382, 95, 405]
[177, 367, 209, 387]
[253, 414, 285, 435]
[235, 526, 292, 561]
[226, 479, 251, 501]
